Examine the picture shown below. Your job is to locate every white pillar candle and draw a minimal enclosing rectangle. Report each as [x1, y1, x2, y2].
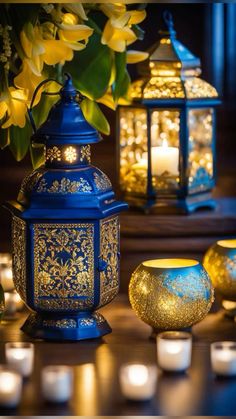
[142, 139, 179, 176]
[157, 331, 192, 372]
[0, 367, 22, 408]
[0, 266, 14, 292]
[211, 341, 236, 376]
[119, 364, 157, 401]
[4, 292, 24, 316]
[41, 365, 73, 403]
[5, 342, 34, 378]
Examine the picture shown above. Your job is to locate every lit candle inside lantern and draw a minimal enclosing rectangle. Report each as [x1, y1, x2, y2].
[0, 367, 22, 408]
[5, 342, 34, 378]
[132, 139, 179, 176]
[0, 261, 14, 292]
[119, 364, 157, 401]
[211, 342, 236, 376]
[4, 292, 24, 316]
[157, 331, 192, 372]
[41, 365, 73, 403]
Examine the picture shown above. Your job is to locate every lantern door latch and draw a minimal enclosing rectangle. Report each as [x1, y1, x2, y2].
[98, 258, 107, 272]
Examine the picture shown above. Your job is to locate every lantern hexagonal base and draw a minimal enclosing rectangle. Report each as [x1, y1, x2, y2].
[21, 311, 112, 341]
[124, 192, 216, 215]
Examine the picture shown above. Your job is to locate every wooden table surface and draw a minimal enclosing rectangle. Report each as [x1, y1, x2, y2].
[0, 295, 236, 416]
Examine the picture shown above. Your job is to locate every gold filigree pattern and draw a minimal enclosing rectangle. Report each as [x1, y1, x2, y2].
[18, 170, 45, 203]
[12, 217, 27, 301]
[46, 146, 62, 162]
[99, 217, 119, 307]
[43, 319, 77, 328]
[36, 177, 92, 193]
[33, 223, 94, 311]
[64, 146, 77, 163]
[93, 172, 112, 191]
[80, 145, 91, 163]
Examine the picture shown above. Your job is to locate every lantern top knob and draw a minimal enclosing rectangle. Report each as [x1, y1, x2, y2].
[160, 10, 176, 38]
[31, 74, 102, 146]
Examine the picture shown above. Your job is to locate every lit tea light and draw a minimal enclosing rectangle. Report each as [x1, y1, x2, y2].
[0, 366, 22, 408]
[5, 342, 34, 378]
[119, 364, 157, 401]
[0, 254, 14, 293]
[4, 292, 24, 316]
[157, 331, 192, 372]
[211, 341, 236, 376]
[41, 365, 73, 403]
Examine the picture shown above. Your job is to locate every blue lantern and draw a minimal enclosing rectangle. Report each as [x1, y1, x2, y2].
[6, 74, 127, 341]
[118, 12, 221, 214]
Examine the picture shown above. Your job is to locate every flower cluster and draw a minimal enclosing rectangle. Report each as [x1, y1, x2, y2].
[0, 3, 148, 165]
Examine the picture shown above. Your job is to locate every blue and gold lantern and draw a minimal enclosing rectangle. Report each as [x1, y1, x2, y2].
[118, 12, 221, 214]
[6, 75, 127, 341]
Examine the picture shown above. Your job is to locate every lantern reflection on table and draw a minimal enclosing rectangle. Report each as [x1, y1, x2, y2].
[117, 11, 221, 214]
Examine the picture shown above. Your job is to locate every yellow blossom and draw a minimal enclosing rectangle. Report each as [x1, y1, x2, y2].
[101, 13, 137, 52]
[0, 87, 28, 128]
[58, 13, 93, 51]
[100, 3, 127, 19]
[126, 50, 149, 64]
[14, 59, 44, 103]
[63, 4, 88, 21]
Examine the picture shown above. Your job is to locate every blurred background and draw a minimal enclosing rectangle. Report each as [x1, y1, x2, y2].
[1, 3, 236, 290]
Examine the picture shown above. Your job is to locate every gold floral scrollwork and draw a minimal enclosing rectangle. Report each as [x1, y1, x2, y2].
[36, 177, 92, 193]
[99, 217, 119, 307]
[33, 223, 94, 311]
[80, 145, 91, 163]
[12, 217, 27, 302]
[43, 319, 77, 329]
[93, 172, 112, 191]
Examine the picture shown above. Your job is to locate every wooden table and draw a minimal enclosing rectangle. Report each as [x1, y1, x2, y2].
[0, 295, 236, 416]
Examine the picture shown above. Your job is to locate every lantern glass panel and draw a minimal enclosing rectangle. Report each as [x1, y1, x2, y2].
[188, 108, 214, 193]
[119, 107, 147, 194]
[150, 109, 180, 191]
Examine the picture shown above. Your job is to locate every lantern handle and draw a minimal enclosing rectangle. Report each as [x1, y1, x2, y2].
[28, 78, 62, 134]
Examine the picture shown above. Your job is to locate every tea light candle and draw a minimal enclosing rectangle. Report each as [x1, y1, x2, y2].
[211, 341, 236, 376]
[4, 292, 24, 315]
[157, 331, 192, 372]
[41, 365, 73, 403]
[142, 139, 179, 176]
[0, 366, 22, 408]
[5, 342, 34, 378]
[119, 364, 158, 401]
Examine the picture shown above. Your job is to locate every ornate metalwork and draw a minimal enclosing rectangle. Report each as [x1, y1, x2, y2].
[36, 177, 92, 194]
[94, 172, 112, 191]
[33, 223, 94, 311]
[12, 217, 27, 301]
[80, 145, 91, 163]
[99, 217, 119, 306]
[46, 146, 62, 162]
[43, 319, 77, 328]
[64, 146, 77, 163]
[18, 170, 45, 199]
[79, 318, 95, 327]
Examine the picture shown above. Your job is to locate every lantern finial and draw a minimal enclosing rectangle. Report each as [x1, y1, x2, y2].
[60, 73, 77, 101]
[162, 10, 176, 37]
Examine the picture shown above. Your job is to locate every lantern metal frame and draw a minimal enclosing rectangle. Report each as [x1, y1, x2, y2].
[117, 12, 221, 214]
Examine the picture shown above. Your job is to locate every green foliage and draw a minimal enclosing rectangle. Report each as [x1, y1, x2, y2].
[9, 119, 32, 161]
[65, 32, 113, 101]
[113, 51, 130, 102]
[0, 127, 9, 149]
[30, 143, 45, 169]
[81, 98, 110, 135]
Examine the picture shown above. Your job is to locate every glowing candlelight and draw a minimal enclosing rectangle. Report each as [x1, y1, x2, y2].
[211, 341, 236, 376]
[119, 363, 157, 401]
[0, 367, 22, 407]
[157, 331, 192, 372]
[6, 342, 34, 377]
[41, 365, 74, 403]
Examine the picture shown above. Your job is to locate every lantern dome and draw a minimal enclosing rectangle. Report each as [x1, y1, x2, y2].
[130, 11, 218, 102]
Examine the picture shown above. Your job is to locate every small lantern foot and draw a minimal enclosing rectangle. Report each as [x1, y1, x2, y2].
[21, 311, 112, 341]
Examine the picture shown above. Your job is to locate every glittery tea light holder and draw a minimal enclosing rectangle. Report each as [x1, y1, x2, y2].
[129, 258, 214, 332]
[204, 239, 236, 317]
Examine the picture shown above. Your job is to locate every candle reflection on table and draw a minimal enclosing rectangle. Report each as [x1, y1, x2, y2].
[0, 367, 22, 408]
[119, 364, 157, 401]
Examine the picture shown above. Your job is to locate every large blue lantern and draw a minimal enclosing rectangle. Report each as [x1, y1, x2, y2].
[118, 12, 221, 214]
[6, 75, 127, 341]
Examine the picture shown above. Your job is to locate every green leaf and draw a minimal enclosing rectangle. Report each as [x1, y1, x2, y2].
[64, 31, 112, 100]
[132, 24, 145, 41]
[0, 128, 9, 149]
[32, 91, 60, 129]
[30, 143, 45, 169]
[113, 51, 126, 102]
[9, 120, 32, 161]
[81, 98, 110, 135]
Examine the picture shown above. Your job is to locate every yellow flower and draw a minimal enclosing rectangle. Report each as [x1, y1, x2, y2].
[0, 87, 28, 128]
[126, 50, 149, 64]
[63, 4, 88, 21]
[101, 8, 146, 52]
[101, 13, 137, 52]
[14, 59, 44, 103]
[58, 13, 93, 51]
